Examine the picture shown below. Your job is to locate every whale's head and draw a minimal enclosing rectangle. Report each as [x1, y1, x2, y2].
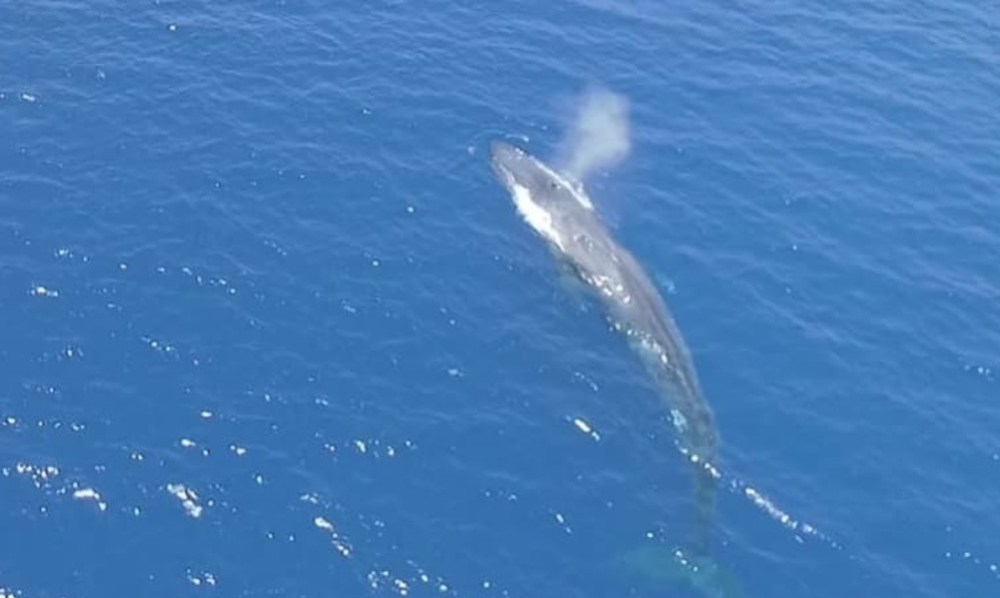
[490, 141, 593, 251]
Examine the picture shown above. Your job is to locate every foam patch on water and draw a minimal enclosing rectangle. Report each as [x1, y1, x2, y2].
[942, 544, 1000, 582]
[556, 511, 574, 534]
[313, 514, 352, 557]
[739, 484, 822, 537]
[571, 371, 600, 392]
[367, 566, 455, 596]
[568, 416, 601, 441]
[675, 444, 835, 548]
[323, 437, 414, 459]
[4, 461, 116, 516]
[166, 483, 203, 518]
[302, 493, 480, 597]
[6, 462, 61, 488]
[72, 487, 108, 512]
[30, 284, 59, 297]
[186, 570, 217, 587]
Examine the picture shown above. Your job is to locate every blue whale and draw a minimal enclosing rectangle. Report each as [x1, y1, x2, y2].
[491, 141, 720, 551]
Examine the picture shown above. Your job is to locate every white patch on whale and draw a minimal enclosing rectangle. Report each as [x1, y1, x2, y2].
[510, 182, 565, 251]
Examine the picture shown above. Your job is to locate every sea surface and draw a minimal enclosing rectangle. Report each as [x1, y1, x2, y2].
[2, 1, 999, 597]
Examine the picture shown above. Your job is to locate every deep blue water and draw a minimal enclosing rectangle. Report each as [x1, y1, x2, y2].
[2, 1, 999, 597]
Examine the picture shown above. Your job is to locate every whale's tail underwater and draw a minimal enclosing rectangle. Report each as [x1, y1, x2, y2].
[615, 543, 744, 598]
[490, 139, 741, 597]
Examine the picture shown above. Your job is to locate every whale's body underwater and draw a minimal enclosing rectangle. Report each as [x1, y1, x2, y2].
[490, 141, 720, 549]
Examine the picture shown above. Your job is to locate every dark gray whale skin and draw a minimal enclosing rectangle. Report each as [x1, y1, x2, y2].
[491, 141, 719, 550]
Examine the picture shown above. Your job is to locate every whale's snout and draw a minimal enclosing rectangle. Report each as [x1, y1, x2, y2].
[490, 140, 520, 163]
[489, 141, 523, 187]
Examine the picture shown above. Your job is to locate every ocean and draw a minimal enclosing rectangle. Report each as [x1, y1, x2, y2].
[2, 1, 998, 597]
